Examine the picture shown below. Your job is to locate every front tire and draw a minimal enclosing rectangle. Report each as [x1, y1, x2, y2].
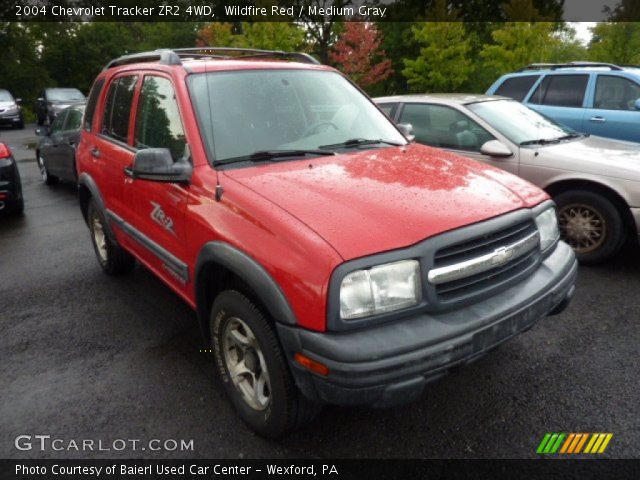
[210, 290, 320, 438]
[37, 154, 58, 185]
[87, 198, 135, 275]
[555, 190, 625, 264]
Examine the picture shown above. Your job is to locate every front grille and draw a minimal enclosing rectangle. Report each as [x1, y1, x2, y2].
[431, 219, 539, 303]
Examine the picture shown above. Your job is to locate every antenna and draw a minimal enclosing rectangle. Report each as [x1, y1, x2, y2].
[201, 48, 224, 202]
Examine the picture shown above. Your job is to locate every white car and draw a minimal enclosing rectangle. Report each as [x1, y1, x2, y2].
[375, 94, 640, 263]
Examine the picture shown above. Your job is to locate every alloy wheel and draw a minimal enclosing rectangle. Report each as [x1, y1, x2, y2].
[558, 203, 606, 254]
[37, 156, 48, 183]
[222, 317, 272, 411]
[91, 212, 108, 263]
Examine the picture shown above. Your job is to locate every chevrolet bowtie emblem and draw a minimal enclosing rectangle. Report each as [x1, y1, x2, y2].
[491, 246, 515, 266]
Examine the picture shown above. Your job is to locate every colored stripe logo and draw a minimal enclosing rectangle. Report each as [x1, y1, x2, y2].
[537, 433, 613, 454]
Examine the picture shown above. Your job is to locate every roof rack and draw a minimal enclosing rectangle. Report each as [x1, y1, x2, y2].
[518, 61, 624, 72]
[104, 47, 320, 70]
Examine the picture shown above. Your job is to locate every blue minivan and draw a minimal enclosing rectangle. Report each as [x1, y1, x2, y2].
[487, 62, 640, 143]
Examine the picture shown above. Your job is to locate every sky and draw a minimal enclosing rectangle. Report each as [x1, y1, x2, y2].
[571, 22, 597, 45]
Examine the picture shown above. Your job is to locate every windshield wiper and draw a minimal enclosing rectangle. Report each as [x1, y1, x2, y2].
[520, 133, 585, 146]
[214, 149, 336, 166]
[519, 138, 559, 146]
[555, 133, 585, 141]
[319, 138, 404, 150]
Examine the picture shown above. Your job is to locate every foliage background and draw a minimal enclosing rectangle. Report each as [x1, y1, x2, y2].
[1, 0, 639, 111]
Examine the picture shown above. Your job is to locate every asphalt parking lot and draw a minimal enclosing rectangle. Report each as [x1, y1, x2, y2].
[1, 125, 639, 459]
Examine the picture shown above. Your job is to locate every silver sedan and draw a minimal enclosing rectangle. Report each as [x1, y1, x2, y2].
[375, 94, 640, 263]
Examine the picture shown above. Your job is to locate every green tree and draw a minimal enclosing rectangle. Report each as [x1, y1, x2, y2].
[479, 23, 560, 77]
[588, 23, 640, 65]
[0, 23, 52, 110]
[402, 22, 473, 92]
[197, 22, 305, 51]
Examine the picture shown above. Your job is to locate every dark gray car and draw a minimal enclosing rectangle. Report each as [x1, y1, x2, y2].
[35, 105, 84, 184]
[35, 88, 85, 126]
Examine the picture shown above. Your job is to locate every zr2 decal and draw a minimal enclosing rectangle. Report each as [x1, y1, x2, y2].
[150, 201, 175, 235]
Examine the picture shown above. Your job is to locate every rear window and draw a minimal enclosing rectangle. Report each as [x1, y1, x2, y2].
[47, 88, 85, 102]
[84, 78, 104, 132]
[494, 75, 540, 101]
[530, 74, 589, 108]
[101, 76, 137, 143]
[0, 90, 13, 102]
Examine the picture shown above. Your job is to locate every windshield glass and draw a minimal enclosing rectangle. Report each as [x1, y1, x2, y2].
[467, 99, 574, 145]
[188, 69, 406, 163]
[47, 88, 85, 102]
[0, 90, 13, 102]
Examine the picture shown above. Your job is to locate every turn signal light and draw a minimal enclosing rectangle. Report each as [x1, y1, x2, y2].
[294, 353, 329, 376]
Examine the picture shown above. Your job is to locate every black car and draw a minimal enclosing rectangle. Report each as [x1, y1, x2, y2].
[35, 88, 85, 126]
[0, 89, 24, 129]
[0, 142, 24, 215]
[35, 105, 84, 185]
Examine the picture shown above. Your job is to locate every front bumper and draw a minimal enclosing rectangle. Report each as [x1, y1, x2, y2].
[277, 241, 577, 407]
[0, 112, 21, 124]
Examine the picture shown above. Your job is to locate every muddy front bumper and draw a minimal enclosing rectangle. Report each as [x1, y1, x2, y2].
[277, 241, 577, 407]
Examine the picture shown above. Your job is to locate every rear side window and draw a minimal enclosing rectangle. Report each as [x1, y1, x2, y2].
[84, 78, 104, 132]
[65, 108, 83, 131]
[530, 74, 589, 108]
[494, 75, 540, 101]
[101, 75, 138, 143]
[594, 75, 640, 110]
[134, 76, 187, 161]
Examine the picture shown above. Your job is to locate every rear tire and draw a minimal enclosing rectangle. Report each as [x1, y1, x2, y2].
[87, 198, 135, 275]
[210, 290, 321, 438]
[554, 190, 625, 264]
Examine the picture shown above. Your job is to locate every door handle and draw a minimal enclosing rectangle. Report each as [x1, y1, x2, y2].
[124, 165, 134, 177]
[589, 116, 606, 123]
[90, 147, 100, 158]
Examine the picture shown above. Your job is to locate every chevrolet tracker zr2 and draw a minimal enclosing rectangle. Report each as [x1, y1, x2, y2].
[76, 48, 578, 437]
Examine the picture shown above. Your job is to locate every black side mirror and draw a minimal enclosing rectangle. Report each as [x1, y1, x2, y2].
[35, 127, 49, 136]
[397, 123, 415, 142]
[131, 148, 192, 184]
[15, 98, 22, 104]
[37, 97, 44, 103]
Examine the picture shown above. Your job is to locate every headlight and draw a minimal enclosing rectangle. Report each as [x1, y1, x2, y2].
[339, 260, 422, 319]
[535, 207, 560, 251]
[5, 105, 18, 114]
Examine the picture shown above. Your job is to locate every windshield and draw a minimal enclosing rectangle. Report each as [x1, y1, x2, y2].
[467, 100, 575, 145]
[47, 88, 85, 102]
[0, 90, 13, 102]
[188, 69, 406, 163]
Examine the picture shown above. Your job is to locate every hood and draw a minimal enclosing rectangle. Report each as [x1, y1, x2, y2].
[224, 143, 548, 260]
[540, 135, 640, 182]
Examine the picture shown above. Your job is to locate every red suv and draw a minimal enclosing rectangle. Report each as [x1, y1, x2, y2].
[77, 48, 577, 437]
